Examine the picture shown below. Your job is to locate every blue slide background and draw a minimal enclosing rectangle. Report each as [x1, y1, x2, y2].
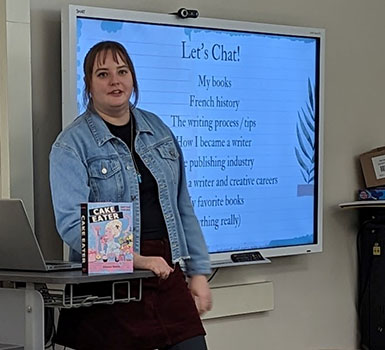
[75, 17, 318, 253]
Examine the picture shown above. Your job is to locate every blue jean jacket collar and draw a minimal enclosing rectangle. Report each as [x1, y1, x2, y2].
[85, 107, 155, 147]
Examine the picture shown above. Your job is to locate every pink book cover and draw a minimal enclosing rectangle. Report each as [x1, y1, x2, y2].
[81, 202, 134, 274]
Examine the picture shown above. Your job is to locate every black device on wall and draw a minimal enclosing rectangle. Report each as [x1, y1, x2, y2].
[357, 208, 385, 349]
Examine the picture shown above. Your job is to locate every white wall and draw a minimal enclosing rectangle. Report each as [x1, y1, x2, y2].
[29, 0, 385, 349]
[0, 0, 34, 221]
[0, 0, 10, 198]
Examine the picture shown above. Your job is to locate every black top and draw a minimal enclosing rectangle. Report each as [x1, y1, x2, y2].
[105, 118, 168, 241]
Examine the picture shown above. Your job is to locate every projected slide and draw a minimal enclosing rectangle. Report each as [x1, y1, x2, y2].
[76, 18, 318, 253]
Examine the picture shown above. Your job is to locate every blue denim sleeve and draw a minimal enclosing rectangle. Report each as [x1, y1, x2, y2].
[49, 142, 90, 254]
[173, 136, 212, 276]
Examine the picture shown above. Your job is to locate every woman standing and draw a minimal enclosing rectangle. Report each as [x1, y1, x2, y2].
[50, 41, 212, 350]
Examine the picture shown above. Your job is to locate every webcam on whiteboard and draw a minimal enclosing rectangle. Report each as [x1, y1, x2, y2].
[176, 8, 199, 19]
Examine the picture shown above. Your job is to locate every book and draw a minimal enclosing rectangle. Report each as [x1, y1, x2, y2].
[358, 188, 385, 200]
[81, 202, 134, 274]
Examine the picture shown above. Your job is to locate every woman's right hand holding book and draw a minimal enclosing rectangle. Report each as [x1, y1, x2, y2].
[133, 252, 174, 279]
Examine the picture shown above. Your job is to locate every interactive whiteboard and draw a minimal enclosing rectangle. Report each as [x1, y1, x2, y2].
[62, 5, 324, 265]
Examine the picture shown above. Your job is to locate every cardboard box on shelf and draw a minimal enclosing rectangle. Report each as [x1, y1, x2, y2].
[360, 146, 385, 188]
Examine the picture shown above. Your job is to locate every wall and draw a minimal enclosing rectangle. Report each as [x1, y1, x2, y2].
[0, 0, 34, 220]
[0, 0, 10, 198]
[29, 0, 385, 349]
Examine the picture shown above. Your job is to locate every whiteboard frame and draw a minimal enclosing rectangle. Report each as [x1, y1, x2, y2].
[61, 4, 325, 264]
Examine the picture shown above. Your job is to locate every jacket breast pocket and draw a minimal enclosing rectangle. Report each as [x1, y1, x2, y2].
[155, 139, 180, 183]
[88, 157, 123, 201]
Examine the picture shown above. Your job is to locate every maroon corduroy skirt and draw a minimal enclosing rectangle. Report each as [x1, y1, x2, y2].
[54, 238, 205, 350]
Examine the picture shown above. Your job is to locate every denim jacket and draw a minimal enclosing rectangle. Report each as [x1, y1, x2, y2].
[49, 107, 211, 276]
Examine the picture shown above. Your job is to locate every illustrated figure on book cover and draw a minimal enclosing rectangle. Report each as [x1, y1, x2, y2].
[82, 202, 133, 274]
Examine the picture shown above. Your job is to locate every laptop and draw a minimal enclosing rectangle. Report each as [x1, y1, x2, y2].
[0, 199, 81, 271]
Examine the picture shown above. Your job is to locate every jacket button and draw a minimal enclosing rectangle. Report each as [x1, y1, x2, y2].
[101, 167, 108, 174]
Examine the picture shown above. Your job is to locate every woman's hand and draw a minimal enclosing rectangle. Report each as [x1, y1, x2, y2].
[133, 252, 174, 279]
[188, 275, 212, 315]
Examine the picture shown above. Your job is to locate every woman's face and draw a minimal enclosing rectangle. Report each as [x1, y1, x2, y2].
[90, 49, 133, 117]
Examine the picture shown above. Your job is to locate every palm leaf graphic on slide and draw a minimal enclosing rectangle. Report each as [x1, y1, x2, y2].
[295, 78, 315, 184]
